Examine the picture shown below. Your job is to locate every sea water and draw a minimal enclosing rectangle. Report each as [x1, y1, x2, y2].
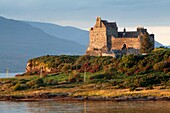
[0, 72, 23, 78]
[0, 101, 170, 113]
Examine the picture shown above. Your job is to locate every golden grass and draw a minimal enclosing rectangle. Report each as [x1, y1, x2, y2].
[1, 83, 170, 98]
[71, 88, 170, 97]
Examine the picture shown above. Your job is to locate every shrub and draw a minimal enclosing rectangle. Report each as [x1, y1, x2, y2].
[61, 64, 71, 73]
[153, 61, 167, 72]
[69, 77, 77, 83]
[145, 85, 154, 90]
[129, 86, 137, 91]
[163, 68, 170, 73]
[68, 72, 83, 83]
[12, 83, 28, 91]
[166, 80, 170, 86]
[26, 78, 45, 89]
[89, 73, 112, 80]
[44, 79, 58, 85]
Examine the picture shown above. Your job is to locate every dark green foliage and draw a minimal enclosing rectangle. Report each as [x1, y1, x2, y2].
[61, 64, 71, 73]
[43, 79, 58, 85]
[68, 72, 83, 83]
[146, 85, 154, 90]
[129, 86, 137, 91]
[153, 61, 167, 71]
[89, 73, 113, 80]
[26, 78, 45, 89]
[12, 83, 28, 91]
[140, 33, 154, 53]
[25, 48, 170, 88]
[122, 73, 170, 88]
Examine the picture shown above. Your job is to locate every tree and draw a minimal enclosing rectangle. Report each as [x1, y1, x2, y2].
[140, 33, 153, 53]
[61, 64, 71, 73]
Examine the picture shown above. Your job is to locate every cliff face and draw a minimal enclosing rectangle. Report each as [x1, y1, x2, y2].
[25, 49, 170, 77]
[26, 60, 53, 74]
[25, 55, 79, 75]
[111, 37, 141, 50]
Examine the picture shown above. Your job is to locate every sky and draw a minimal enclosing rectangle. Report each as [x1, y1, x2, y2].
[0, 0, 170, 45]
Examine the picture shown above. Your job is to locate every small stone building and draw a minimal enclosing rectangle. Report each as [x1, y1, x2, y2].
[86, 17, 154, 58]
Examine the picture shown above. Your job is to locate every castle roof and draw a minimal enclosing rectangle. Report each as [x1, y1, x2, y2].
[118, 31, 139, 38]
[101, 20, 117, 28]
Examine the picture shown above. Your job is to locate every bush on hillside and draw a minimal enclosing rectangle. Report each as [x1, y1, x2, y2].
[68, 72, 83, 83]
[61, 64, 71, 73]
[153, 61, 168, 72]
[12, 83, 28, 91]
[26, 78, 45, 89]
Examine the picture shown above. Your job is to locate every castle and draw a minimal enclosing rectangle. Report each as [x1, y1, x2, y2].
[86, 17, 154, 57]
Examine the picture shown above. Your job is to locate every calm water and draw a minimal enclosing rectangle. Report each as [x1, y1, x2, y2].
[0, 101, 170, 113]
[0, 73, 23, 78]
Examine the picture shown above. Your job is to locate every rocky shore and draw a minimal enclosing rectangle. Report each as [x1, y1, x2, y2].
[1, 92, 170, 102]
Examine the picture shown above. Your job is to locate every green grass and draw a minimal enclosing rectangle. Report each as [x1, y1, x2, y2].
[44, 73, 68, 83]
[16, 75, 39, 80]
[0, 48, 170, 97]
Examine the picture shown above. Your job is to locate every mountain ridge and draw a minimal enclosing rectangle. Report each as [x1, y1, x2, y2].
[0, 16, 86, 72]
[24, 21, 89, 46]
[24, 20, 168, 48]
[0, 16, 168, 72]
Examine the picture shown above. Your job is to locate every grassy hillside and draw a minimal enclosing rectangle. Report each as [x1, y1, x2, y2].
[23, 48, 170, 88]
[0, 48, 170, 100]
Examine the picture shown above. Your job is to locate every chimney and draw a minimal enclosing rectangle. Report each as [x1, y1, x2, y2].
[123, 27, 126, 37]
[123, 27, 126, 33]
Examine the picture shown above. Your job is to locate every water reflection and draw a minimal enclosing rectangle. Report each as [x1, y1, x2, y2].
[0, 101, 170, 113]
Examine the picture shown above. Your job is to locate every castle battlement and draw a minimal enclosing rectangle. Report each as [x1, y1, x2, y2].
[86, 17, 154, 57]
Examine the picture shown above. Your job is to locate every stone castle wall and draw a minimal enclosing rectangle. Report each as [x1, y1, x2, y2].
[111, 37, 141, 50]
[86, 17, 154, 57]
[89, 28, 107, 50]
[106, 25, 118, 50]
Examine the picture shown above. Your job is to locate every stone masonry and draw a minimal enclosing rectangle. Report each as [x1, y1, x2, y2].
[86, 17, 154, 57]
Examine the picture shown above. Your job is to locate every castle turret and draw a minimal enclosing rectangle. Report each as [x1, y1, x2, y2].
[95, 17, 102, 28]
[86, 17, 108, 56]
[137, 27, 147, 34]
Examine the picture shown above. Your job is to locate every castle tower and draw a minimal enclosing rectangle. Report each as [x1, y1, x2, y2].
[86, 17, 118, 56]
[86, 17, 108, 55]
[86, 17, 154, 57]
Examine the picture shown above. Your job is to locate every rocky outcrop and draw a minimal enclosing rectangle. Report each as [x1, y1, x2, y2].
[25, 60, 54, 74]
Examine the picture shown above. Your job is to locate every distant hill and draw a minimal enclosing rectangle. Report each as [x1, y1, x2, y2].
[155, 41, 164, 48]
[155, 41, 170, 48]
[0, 16, 86, 72]
[24, 21, 89, 46]
[24, 21, 167, 48]
[0, 16, 168, 72]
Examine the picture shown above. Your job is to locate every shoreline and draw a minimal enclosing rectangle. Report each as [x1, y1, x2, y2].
[1, 84, 170, 102]
[1, 94, 170, 102]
